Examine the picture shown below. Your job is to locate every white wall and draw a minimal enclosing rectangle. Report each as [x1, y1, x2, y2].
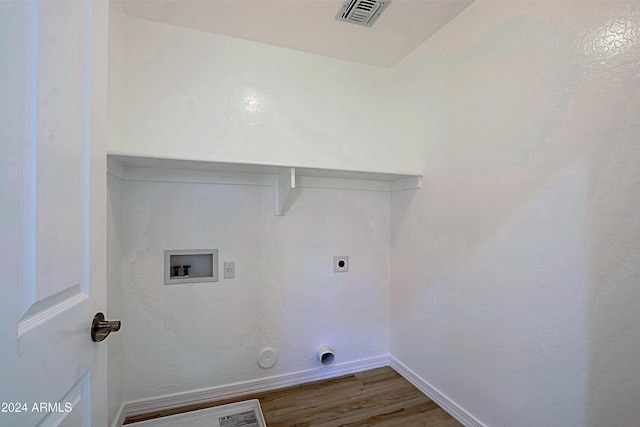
[115, 175, 390, 402]
[390, 2, 640, 427]
[107, 4, 400, 412]
[110, 13, 421, 176]
[108, 2, 640, 424]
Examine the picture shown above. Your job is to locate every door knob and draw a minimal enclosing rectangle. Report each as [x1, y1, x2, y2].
[91, 312, 121, 342]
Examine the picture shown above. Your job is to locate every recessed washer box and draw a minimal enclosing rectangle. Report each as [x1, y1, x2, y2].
[164, 249, 218, 285]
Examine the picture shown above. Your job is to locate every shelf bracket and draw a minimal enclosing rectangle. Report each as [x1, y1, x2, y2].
[274, 167, 295, 216]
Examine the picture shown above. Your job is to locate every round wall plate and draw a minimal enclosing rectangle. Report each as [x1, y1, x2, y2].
[258, 347, 277, 369]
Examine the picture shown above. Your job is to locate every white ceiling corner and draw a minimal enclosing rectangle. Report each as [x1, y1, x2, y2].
[119, 0, 474, 68]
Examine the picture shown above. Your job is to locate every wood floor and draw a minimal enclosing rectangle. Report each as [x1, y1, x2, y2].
[124, 367, 463, 426]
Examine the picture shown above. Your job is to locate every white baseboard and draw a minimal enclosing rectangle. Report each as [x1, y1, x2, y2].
[111, 403, 127, 427]
[122, 354, 390, 421]
[390, 356, 487, 427]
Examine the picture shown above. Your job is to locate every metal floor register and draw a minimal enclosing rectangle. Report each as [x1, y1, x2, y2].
[219, 409, 260, 427]
[127, 399, 267, 427]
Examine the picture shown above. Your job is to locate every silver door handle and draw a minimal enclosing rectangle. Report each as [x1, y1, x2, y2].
[91, 312, 121, 342]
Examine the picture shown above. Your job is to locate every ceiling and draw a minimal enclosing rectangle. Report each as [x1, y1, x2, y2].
[120, 0, 474, 68]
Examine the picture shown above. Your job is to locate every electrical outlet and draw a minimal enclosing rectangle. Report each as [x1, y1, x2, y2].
[223, 261, 235, 279]
[333, 256, 349, 273]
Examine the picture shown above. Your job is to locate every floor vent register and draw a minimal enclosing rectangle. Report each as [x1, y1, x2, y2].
[126, 399, 266, 427]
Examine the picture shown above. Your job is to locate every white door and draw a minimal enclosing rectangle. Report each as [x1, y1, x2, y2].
[1, 1, 110, 425]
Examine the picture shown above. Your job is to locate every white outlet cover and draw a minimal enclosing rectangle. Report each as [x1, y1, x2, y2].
[223, 261, 235, 279]
[334, 256, 349, 272]
[258, 347, 277, 369]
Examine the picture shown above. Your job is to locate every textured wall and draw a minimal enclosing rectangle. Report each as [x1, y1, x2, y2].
[390, 2, 640, 426]
[116, 178, 390, 402]
[109, 2, 640, 423]
[110, 13, 420, 176]
[107, 6, 398, 409]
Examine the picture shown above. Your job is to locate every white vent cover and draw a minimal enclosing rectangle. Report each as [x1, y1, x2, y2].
[336, 0, 391, 27]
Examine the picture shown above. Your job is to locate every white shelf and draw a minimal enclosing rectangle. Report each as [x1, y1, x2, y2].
[107, 154, 422, 216]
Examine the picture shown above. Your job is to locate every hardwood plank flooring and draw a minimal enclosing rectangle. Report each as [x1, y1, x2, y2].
[124, 367, 463, 426]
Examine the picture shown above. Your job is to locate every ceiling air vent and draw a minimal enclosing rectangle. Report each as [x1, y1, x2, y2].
[335, 0, 391, 27]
